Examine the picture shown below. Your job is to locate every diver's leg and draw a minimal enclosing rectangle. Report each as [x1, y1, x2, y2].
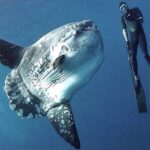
[130, 32, 141, 92]
[139, 27, 150, 65]
[130, 32, 139, 77]
[130, 34, 141, 93]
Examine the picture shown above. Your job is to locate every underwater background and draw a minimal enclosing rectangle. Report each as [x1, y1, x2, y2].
[0, 0, 150, 150]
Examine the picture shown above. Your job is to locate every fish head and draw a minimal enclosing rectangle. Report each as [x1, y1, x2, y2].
[49, 20, 103, 68]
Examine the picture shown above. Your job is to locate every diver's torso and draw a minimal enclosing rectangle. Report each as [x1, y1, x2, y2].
[123, 8, 142, 32]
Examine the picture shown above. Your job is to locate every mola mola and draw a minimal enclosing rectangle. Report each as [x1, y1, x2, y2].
[0, 20, 104, 149]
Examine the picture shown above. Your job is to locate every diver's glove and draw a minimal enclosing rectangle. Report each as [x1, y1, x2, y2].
[126, 41, 130, 50]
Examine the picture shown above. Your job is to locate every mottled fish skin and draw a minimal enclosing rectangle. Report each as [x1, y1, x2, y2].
[18, 20, 103, 110]
[47, 104, 80, 149]
[4, 69, 46, 118]
[4, 20, 104, 149]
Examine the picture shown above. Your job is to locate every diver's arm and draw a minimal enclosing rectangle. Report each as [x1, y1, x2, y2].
[134, 7, 144, 23]
[121, 16, 129, 42]
[122, 29, 129, 42]
[122, 29, 130, 49]
[121, 16, 130, 49]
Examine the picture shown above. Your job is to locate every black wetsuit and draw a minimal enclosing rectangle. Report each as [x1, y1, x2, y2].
[121, 7, 149, 77]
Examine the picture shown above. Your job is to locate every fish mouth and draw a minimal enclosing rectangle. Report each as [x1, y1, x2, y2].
[73, 20, 97, 31]
[69, 20, 98, 36]
[53, 55, 65, 69]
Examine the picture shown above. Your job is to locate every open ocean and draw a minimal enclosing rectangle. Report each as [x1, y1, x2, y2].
[0, 0, 150, 150]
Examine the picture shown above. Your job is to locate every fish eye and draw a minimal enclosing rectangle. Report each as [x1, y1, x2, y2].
[61, 45, 69, 51]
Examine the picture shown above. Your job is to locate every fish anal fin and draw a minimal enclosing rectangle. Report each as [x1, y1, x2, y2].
[47, 103, 80, 149]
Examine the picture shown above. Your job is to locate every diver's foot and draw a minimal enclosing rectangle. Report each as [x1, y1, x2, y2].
[135, 76, 141, 93]
[145, 54, 150, 65]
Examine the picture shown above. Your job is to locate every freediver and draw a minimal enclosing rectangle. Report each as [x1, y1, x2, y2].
[119, 1, 150, 92]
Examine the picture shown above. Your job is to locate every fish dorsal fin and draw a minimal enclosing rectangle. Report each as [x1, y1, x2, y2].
[47, 103, 80, 149]
[0, 39, 24, 68]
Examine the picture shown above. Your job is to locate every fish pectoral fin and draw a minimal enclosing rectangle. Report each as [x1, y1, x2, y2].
[47, 103, 80, 149]
[0, 39, 24, 68]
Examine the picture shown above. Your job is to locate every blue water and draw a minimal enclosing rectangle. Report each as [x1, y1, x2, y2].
[0, 0, 150, 150]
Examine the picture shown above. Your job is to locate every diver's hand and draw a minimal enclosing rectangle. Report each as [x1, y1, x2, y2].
[136, 17, 144, 23]
[126, 41, 130, 50]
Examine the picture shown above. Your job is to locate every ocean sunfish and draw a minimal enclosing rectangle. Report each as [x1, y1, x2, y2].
[0, 20, 104, 149]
